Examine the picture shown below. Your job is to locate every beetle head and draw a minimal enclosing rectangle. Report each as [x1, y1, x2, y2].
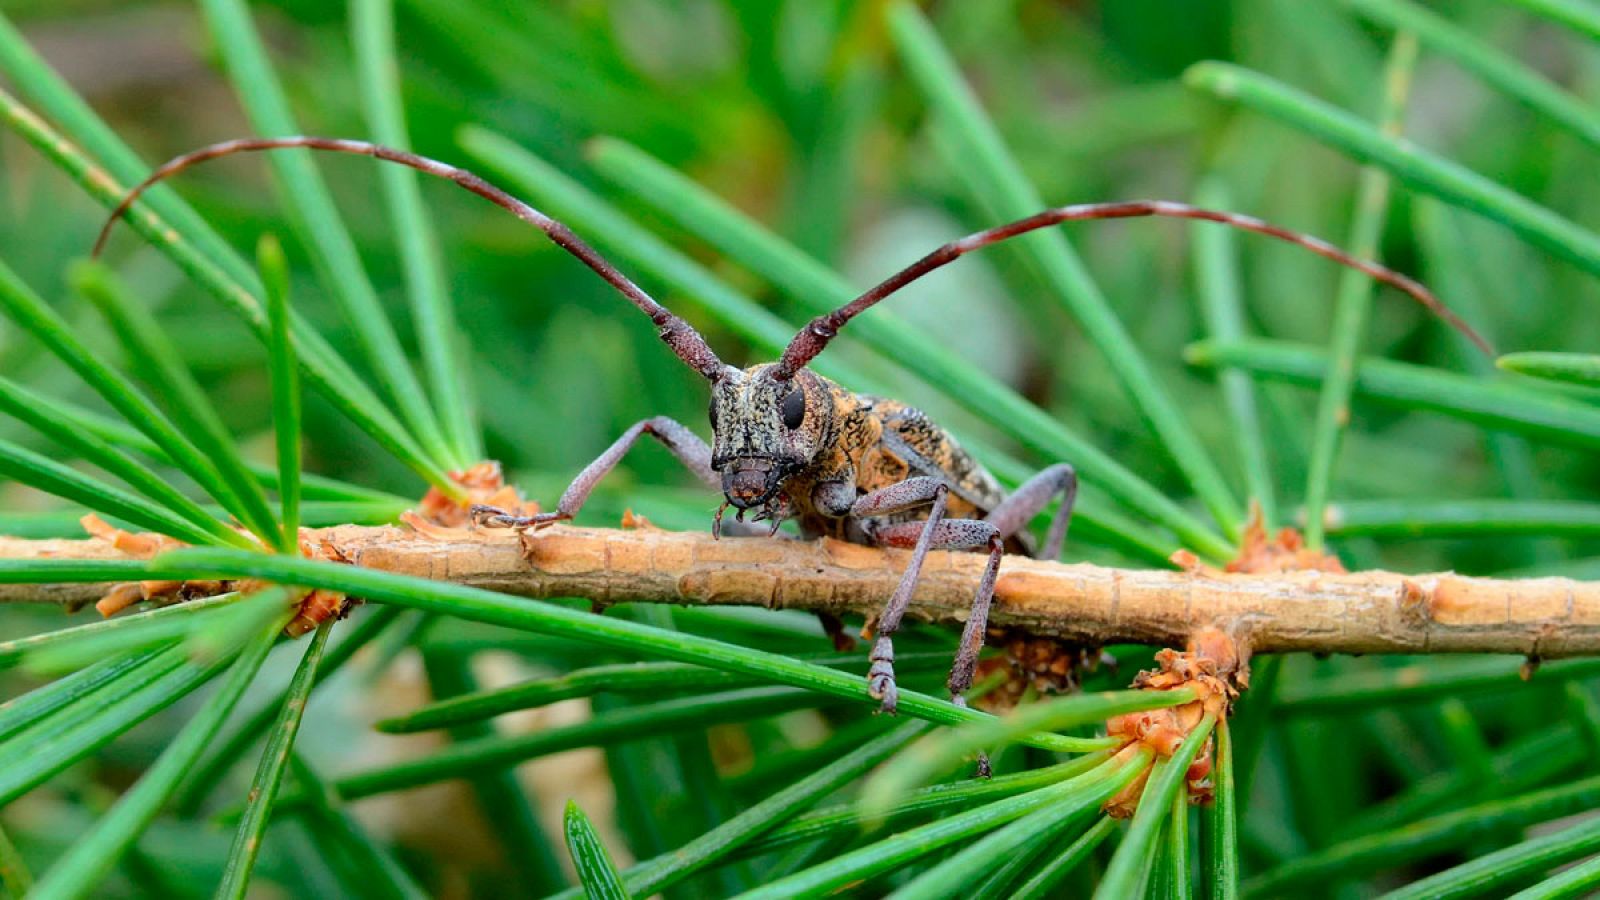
[708, 365, 832, 509]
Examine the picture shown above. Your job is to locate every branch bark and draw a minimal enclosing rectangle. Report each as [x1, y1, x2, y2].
[4, 524, 1598, 658]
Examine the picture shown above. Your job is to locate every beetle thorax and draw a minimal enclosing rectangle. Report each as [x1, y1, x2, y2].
[708, 364, 834, 509]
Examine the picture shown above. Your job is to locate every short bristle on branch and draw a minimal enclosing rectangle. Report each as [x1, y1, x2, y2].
[91, 136, 728, 381]
[775, 200, 1493, 377]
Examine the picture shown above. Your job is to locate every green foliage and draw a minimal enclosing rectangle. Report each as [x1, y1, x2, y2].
[216, 620, 331, 899]
[258, 234, 302, 549]
[0, 1, 1596, 896]
[563, 801, 629, 900]
[1500, 350, 1600, 388]
[1300, 32, 1416, 550]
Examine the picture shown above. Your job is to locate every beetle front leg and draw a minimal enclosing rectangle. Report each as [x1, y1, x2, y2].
[472, 417, 716, 530]
[851, 477, 952, 715]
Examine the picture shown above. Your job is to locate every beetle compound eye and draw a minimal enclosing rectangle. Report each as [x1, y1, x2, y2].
[781, 387, 806, 429]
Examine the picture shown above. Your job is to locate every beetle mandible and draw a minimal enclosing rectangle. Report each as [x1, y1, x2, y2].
[97, 137, 1491, 724]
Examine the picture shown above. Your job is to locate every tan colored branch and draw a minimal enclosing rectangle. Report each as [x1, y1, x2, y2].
[0, 535, 153, 609]
[4, 524, 1598, 658]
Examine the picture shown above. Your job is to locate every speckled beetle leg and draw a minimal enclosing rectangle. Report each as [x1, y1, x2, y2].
[472, 417, 715, 530]
[873, 512, 1004, 777]
[873, 518, 1004, 704]
[852, 478, 951, 715]
[983, 463, 1078, 561]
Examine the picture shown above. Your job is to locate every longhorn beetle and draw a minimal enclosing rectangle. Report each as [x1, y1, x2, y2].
[97, 137, 1491, 730]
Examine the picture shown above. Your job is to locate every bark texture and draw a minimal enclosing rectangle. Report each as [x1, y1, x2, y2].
[3, 524, 1597, 658]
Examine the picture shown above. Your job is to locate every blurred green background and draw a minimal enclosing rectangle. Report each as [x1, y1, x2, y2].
[4, 0, 1593, 571]
[3, 0, 1600, 896]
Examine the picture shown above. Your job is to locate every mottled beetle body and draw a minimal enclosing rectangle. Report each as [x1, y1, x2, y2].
[97, 136, 1489, 750]
[713, 364, 1007, 544]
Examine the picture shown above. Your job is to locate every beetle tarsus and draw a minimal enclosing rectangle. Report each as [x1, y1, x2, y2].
[868, 637, 899, 715]
[469, 504, 565, 531]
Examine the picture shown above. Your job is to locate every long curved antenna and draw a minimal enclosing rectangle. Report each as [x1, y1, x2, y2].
[93, 137, 729, 381]
[776, 200, 1492, 377]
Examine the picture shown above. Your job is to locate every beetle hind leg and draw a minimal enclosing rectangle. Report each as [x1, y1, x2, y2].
[947, 533, 1005, 704]
[984, 463, 1077, 561]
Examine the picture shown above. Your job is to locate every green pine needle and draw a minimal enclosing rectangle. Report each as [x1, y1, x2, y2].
[563, 801, 630, 900]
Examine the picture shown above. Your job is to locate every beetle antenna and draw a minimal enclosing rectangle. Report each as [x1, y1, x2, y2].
[776, 200, 1492, 377]
[93, 136, 728, 381]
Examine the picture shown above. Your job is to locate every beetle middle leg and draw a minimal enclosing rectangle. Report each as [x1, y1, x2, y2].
[471, 417, 717, 530]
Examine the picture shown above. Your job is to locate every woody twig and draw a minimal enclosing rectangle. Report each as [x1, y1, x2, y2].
[3, 523, 1597, 660]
